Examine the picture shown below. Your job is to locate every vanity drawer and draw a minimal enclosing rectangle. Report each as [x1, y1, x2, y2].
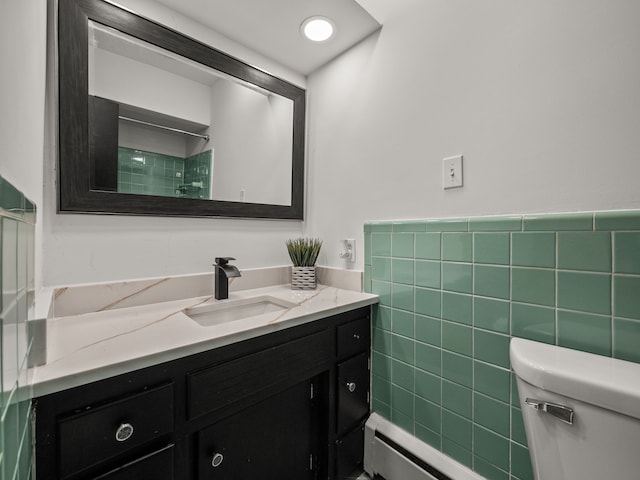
[188, 330, 331, 420]
[337, 352, 370, 435]
[336, 316, 370, 360]
[58, 383, 174, 479]
[94, 444, 174, 480]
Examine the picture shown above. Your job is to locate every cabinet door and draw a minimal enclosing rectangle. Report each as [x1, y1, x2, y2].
[335, 424, 364, 480]
[197, 379, 316, 480]
[337, 353, 369, 435]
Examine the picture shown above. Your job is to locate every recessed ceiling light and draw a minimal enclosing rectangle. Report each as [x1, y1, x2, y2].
[301, 16, 335, 42]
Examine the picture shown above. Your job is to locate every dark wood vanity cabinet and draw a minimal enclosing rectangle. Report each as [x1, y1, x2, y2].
[34, 307, 371, 480]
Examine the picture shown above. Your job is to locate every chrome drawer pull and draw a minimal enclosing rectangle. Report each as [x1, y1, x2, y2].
[346, 382, 357, 393]
[353, 334, 360, 340]
[525, 398, 574, 425]
[115, 423, 134, 442]
[211, 452, 224, 468]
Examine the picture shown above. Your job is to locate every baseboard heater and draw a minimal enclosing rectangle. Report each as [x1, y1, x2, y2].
[363, 413, 486, 480]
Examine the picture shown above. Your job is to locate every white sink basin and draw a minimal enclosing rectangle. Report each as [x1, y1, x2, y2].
[184, 296, 297, 327]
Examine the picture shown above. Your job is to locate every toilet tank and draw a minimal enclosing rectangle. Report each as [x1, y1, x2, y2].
[510, 338, 640, 480]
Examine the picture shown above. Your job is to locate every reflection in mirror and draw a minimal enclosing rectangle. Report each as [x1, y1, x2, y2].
[88, 21, 294, 206]
[58, 0, 305, 219]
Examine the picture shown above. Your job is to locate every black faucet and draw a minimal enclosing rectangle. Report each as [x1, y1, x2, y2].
[213, 257, 241, 300]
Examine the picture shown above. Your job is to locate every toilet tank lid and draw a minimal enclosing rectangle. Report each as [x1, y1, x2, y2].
[510, 338, 640, 421]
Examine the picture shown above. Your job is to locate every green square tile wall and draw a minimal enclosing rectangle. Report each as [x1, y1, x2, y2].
[117, 147, 212, 199]
[0, 175, 35, 480]
[183, 150, 213, 200]
[365, 210, 640, 480]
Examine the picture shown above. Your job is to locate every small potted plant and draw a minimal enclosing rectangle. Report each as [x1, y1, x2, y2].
[286, 237, 322, 290]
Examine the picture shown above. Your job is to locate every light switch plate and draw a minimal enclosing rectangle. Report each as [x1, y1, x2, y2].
[443, 155, 463, 189]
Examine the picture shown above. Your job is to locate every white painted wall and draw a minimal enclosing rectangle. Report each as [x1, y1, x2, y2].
[355, 0, 419, 24]
[0, 0, 47, 291]
[210, 80, 293, 205]
[119, 122, 188, 158]
[306, 0, 640, 270]
[105, 0, 306, 88]
[42, 0, 306, 286]
[90, 47, 212, 125]
[33, 0, 640, 285]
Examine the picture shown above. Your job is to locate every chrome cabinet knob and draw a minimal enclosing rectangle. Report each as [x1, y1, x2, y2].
[115, 423, 134, 442]
[346, 382, 357, 393]
[353, 333, 360, 340]
[211, 452, 224, 468]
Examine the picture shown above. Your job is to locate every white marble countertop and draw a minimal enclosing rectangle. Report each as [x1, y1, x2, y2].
[29, 284, 378, 397]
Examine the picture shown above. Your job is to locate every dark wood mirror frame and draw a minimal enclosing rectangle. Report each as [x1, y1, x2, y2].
[58, 0, 306, 219]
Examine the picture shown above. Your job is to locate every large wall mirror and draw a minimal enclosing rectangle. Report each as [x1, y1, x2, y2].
[58, 0, 306, 219]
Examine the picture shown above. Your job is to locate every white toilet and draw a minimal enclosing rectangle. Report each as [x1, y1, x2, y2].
[510, 338, 640, 480]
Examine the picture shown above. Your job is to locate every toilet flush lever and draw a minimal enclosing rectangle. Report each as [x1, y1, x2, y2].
[525, 398, 575, 425]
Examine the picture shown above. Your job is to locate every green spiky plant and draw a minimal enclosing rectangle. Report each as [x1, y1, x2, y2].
[285, 238, 322, 267]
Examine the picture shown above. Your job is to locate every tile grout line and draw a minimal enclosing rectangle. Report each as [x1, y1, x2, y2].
[555, 231, 559, 346]
[611, 231, 615, 358]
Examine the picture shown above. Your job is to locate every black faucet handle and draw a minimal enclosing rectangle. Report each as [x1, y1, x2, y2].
[214, 257, 236, 266]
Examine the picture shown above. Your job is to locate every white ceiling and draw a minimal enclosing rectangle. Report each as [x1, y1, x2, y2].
[150, 0, 381, 75]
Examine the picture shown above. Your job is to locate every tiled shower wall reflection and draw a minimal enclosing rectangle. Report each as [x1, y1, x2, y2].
[364, 211, 640, 480]
[117, 147, 212, 199]
[0, 175, 35, 480]
[183, 150, 212, 199]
